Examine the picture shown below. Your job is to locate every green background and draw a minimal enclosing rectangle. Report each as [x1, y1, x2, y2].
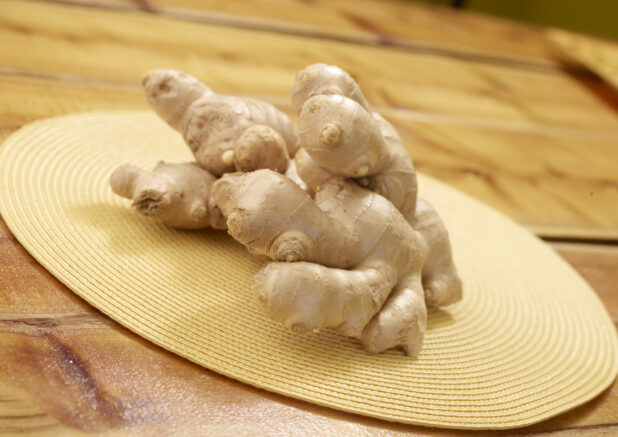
[413, 0, 618, 41]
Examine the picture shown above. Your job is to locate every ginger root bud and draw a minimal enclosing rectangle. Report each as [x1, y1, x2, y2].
[298, 94, 388, 178]
[110, 162, 224, 230]
[233, 125, 289, 173]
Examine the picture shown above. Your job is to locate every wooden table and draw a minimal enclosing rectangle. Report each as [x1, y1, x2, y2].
[1, 1, 617, 435]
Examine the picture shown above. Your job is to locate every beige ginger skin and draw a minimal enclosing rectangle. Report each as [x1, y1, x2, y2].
[143, 69, 300, 176]
[213, 169, 429, 355]
[109, 162, 225, 230]
[413, 199, 462, 307]
[109, 69, 299, 229]
[295, 143, 461, 311]
[291, 63, 418, 221]
[108, 66, 462, 355]
[291, 64, 461, 310]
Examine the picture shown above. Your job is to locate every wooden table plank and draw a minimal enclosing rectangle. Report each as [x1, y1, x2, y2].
[2, 1, 618, 134]
[1, 218, 616, 436]
[550, 242, 618, 322]
[2, 74, 617, 239]
[400, 121, 618, 239]
[0, 0, 618, 436]
[2, 1, 617, 435]
[0, 72, 146, 143]
[0, 382, 71, 436]
[549, 28, 618, 92]
[61, 0, 567, 69]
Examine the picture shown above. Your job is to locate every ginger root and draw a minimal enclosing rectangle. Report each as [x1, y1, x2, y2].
[291, 63, 418, 221]
[294, 150, 462, 311]
[109, 69, 299, 230]
[109, 65, 463, 356]
[109, 162, 225, 230]
[143, 69, 299, 176]
[413, 199, 462, 308]
[292, 64, 461, 311]
[213, 170, 429, 354]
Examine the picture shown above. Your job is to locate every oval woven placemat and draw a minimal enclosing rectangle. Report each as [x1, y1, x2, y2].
[0, 112, 616, 429]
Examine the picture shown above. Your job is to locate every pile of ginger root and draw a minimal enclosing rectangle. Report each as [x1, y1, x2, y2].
[110, 64, 462, 356]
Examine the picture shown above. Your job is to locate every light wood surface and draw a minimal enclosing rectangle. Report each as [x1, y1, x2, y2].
[1, 0, 617, 435]
[3, 1, 618, 132]
[549, 28, 618, 91]
[62, 0, 568, 69]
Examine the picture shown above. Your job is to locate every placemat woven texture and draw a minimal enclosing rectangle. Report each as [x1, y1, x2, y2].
[0, 112, 616, 429]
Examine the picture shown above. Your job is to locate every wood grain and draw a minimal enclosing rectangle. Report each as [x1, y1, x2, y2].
[1, 73, 617, 238]
[0, 72, 146, 143]
[59, 0, 569, 70]
[400, 121, 618, 238]
[3, 1, 618, 134]
[1, 1, 618, 433]
[1, 218, 617, 436]
[550, 242, 618, 322]
[549, 28, 618, 91]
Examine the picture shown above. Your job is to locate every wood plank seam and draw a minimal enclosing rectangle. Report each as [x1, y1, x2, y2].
[39, 0, 593, 76]
[542, 236, 618, 245]
[0, 65, 140, 90]
[0, 313, 113, 330]
[0, 414, 47, 419]
[513, 422, 618, 436]
[0, 424, 61, 433]
[381, 107, 618, 141]
[5, 1, 618, 133]
[2, 65, 617, 143]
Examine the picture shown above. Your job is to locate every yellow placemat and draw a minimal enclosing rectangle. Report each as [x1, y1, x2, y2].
[0, 112, 616, 429]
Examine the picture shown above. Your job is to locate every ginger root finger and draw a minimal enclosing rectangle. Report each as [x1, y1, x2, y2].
[109, 164, 144, 199]
[298, 94, 388, 178]
[184, 95, 298, 175]
[109, 162, 223, 230]
[142, 69, 212, 131]
[254, 259, 397, 338]
[291, 63, 370, 115]
[143, 69, 299, 176]
[363, 113, 418, 221]
[292, 64, 418, 221]
[361, 274, 427, 356]
[283, 157, 308, 191]
[413, 198, 463, 308]
[232, 125, 289, 173]
[293, 148, 338, 196]
[211, 170, 358, 267]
